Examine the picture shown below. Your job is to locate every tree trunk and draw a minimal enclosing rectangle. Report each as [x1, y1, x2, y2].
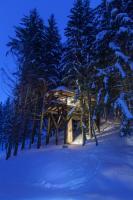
[80, 97, 86, 146]
[92, 122, 98, 146]
[64, 124, 67, 144]
[21, 120, 28, 150]
[29, 120, 37, 149]
[88, 95, 93, 138]
[37, 104, 44, 149]
[46, 116, 51, 145]
[14, 142, 19, 156]
[6, 141, 12, 160]
[56, 128, 59, 145]
[96, 113, 101, 133]
[37, 118, 43, 149]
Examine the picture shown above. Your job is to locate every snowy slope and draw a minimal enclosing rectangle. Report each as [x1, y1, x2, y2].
[0, 128, 133, 200]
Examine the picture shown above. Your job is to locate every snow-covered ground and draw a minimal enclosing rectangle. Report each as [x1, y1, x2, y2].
[0, 127, 133, 200]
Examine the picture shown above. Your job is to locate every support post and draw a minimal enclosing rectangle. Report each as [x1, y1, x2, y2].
[67, 118, 73, 144]
[46, 116, 51, 145]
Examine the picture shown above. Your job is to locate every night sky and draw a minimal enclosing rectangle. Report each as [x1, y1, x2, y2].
[0, 0, 101, 102]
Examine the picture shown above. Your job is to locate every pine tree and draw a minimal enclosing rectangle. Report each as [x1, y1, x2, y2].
[2, 98, 13, 159]
[92, 0, 112, 122]
[63, 0, 85, 87]
[63, 0, 98, 141]
[122, 0, 133, 20]
[108, 0, 133, 123]
[0, 102, 4, 150]
[94, 0, 133, 126]
[7, 9, 46, 86]
[7, 9, 47, 150]
[63, 0, 95, 88]
[7, 9, 63, 150]
[44, 14, 62, 88]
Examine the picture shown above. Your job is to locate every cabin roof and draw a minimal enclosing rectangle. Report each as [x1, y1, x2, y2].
[48, 86, 74, 97]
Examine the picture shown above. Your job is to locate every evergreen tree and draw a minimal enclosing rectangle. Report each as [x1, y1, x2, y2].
[7, 9, 63, 150]
[122, 0, 133, 20]
[0, 102, 4, 150]
[94, 0, 133, 124]
[7, 9, 46, 86]
[63, 0, 85, 88]
[7, 9, 47, 150]
[44, 14, 62, 88]
[2, 98, 13, 158]
[63, 0, 97, 141]
[108, 0, 133, 122]
[63, 0, 95, 87]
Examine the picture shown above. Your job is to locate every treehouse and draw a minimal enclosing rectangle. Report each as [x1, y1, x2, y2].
[44, 86, 82, 145]
[32, 85, 97, 146]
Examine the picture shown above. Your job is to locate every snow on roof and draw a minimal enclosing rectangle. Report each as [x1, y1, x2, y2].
[51, 86, 74, 94]
[52, 86, 74, 94]
[55, 86, 70, 91]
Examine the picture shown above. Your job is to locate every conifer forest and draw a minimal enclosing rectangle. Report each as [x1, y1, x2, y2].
[0, 0, 133, 158]
[0, 1, 133, 199]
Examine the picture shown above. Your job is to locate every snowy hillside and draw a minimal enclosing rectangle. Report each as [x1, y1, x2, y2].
[0, 127, 133, 200]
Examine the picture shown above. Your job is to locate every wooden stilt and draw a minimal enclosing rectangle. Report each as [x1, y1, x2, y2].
[37, 95, 45, 149]
[51, 114, 59, 145]
[46, 116, 51, 145]
[56, 128, 59, 145]
[67, 118, 73, 144]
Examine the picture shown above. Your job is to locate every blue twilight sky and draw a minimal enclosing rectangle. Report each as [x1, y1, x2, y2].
[0, 0, 101, 102]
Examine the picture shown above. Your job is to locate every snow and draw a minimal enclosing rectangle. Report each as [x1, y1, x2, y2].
[115, 51, 129, 63]
[111, 8, 118, 17]
[0, 127, 133, 200]
[97, 68, 106, 77]
[106, 0, 114, 3]
[109, 42, 132, 69]
[115, 13, 132, 24]
[104, 76, 109, 89]
[115, 62, 126, 78]
[97, 89, 102, 104]
[96, 30, 108, 41]
[53, 86, 71, 92]
[109, 42, 120, 51]
[68, 107, 76, 117]
[104, 93, 109, 104]
[91, 82, 96, 89]
[122, 16, 132, 24]
[129, 61, 133, 71]
[117, 27, 128, 34]
[116, 95, 133, 119]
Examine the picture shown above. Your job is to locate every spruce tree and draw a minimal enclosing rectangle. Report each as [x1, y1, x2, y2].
[108, 0, 133, 122]
[94, 0, 133, 125]
[63, 0, 95, 88]
[63, 0, 97, 141]
[44, 14, 62, 88]
[2, 98, 13, 159]
[7, 9, 47, 150]
[63, 0, 85, 88]
[7, 9, 46, 86]
[0, 103, 4, 150]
